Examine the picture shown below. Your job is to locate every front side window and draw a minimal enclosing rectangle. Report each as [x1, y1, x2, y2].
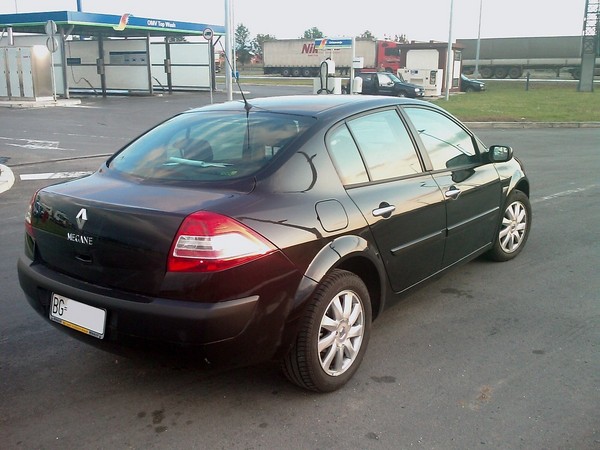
[109, 111, 315, 182]
[345, 109, 422, 181]
[404, 107, 477, 170]
[377, 73, 395, 87]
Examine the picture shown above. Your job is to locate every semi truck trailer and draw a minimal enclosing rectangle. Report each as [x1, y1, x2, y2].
[458, 35, 599, 79]
[263, 39, 403, 77]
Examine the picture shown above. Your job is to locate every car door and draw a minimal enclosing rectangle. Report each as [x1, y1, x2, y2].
[359, 73, 376, 94]
[375, 73, 395, 96]
[326, 108, 446, 293]
[402, 106, 502, 267]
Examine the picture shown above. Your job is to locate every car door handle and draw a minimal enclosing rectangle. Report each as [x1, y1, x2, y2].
[372, 204, 396, 218]
[445, 186, 461, 200]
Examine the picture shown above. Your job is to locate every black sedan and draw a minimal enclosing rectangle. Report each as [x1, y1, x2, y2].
[18, 95, 530, 392]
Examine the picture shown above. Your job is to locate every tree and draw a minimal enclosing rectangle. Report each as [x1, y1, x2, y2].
[252, 33, 276, 62]
[302, 27, 324, 39]
[358, 30, 375, 40]
[235, 23, 253, 65]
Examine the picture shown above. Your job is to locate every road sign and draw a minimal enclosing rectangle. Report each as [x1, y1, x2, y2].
[45, 20, 57, 37]
[46, 37, 59, 53]
[314, 38, 353, 50]
[203, 28, 214, 41]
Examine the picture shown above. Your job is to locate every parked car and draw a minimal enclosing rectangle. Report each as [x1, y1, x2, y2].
[461, 74, 486, 92]
[18, 95, 530, 392]
[355, 71, 425, 98]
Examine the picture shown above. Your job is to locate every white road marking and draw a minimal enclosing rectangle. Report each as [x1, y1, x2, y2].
[0, 136, 74, 151]
[20, 172, 93, 181]
[532, 185, 597, 204]
[0, 164, 16, 194]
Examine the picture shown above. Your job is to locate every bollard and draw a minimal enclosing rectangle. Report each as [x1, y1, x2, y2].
[525, 72, 530, 91]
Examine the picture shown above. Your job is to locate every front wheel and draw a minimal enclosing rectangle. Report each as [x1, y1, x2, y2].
[282, 269, 372, 392]
[487, 190, 531, 261]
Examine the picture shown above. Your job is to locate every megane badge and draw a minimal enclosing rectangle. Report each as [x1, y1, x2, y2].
[76, 208, 88, 230]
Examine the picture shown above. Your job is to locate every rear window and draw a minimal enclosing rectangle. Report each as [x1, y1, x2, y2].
[109, 111, 315, 181]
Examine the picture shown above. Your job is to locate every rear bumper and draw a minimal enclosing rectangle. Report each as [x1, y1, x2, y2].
[18, 256, 277, 361]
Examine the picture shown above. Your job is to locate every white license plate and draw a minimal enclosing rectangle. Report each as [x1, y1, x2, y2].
[49, 293, 106, 339]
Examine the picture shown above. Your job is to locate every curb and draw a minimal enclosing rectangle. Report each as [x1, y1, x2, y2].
[0, 99, 82, 108]
[465, 121, 600, 129]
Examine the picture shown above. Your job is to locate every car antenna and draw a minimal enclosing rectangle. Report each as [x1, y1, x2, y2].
[218, 42, 252, 115]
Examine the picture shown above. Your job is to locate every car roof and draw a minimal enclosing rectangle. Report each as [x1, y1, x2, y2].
[187, 95, 428, 118]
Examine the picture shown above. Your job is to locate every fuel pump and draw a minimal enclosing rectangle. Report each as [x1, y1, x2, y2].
[316, 58, 336, 94]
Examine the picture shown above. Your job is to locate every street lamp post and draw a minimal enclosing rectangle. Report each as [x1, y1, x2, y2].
[444, 0, 454, 101]
[474, 0, 483, 79]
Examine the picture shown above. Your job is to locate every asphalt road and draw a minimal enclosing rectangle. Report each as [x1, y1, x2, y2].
[1, 87, 599, 449]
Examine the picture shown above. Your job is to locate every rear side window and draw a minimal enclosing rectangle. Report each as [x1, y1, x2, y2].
[109, 111, 314, 181]
[327, 126, 369, 185]
[404, 107, 477, 170]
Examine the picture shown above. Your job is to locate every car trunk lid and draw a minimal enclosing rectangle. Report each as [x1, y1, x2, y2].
[29, 171, 250, 296]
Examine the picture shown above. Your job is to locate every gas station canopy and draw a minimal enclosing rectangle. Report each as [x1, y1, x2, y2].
[1, 11, 226, 99]
[0, 10, 225, 38]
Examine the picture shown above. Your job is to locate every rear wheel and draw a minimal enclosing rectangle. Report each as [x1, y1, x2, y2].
[282, 269, 372, 392]
[508, 66, 523, 79]
[480, 67, 493, 78]
[487, 190, 531, 261]
[494, 67, 508, 79]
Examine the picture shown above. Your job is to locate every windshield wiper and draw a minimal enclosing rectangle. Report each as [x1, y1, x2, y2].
[168, 157, 232, 168]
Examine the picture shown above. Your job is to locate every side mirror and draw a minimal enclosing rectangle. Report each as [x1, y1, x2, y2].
[489, 145, 513, 162]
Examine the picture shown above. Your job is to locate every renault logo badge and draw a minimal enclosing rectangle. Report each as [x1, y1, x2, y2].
[76, 208, 87, 230]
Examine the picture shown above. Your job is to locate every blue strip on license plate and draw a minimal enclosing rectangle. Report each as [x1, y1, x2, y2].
[49, 293, 106, 339]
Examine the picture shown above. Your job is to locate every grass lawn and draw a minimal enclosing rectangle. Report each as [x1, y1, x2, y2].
[431, 81, 600, 123]
[231, 71, 599, 123]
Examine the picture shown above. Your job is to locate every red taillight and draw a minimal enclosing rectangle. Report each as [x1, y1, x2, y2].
[167, 211, 276, 272]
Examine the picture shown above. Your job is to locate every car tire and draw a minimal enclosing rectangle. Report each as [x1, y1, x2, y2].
[487, 190, 531, 262]
[281, 269, 372, 392]
[397, 91, 407, 97]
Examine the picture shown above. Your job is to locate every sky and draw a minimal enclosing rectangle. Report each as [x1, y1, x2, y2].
[0, 0, 586, 42]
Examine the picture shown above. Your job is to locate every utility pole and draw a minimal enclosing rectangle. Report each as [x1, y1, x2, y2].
[578, 0, 599, 92]
[225, 0, 233, 100]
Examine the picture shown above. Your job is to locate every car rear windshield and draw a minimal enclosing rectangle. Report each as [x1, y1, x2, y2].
[108, 111, 315, 181]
